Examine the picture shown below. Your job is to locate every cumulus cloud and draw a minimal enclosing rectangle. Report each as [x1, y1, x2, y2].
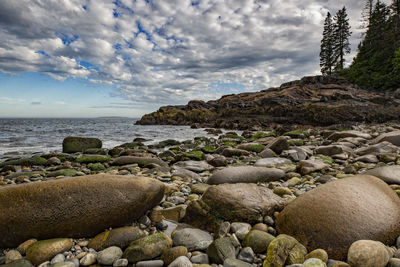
[0, 0, 390, 105]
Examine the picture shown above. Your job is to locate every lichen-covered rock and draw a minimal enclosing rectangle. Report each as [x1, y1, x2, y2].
[263, 234, 307, 267]
[276, 175, 400, 260]
[88, 226, 146, 251]
[122, 233, 172, 263]
[26, 238, 73, 266]
[347, 240, 390, 267]
[206, 166, 285, 185]
[183, 183, 284, 232]
[62, 136, 102, 153]
[0, 175, 165, 247]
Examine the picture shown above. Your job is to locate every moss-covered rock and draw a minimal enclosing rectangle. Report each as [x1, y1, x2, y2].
[263, 234, 307, 267]
[223, 141, 237, 147]
[245, 144, 265, 153]
[75, 155, 111, 164]
[201, 146, 216, 154]
[26, 238, 73, 266]
[87, 163, 106, 171]
[250, 132, 276, 141]
[155, 139, 181, 148]
[0, 156, 47, 167]
[62, 136, 102, 153]
[122, 233, 172, 263]
[243, 230, 275, 253]
[175, 151, 205, 161]
[88, 226, 146, 251]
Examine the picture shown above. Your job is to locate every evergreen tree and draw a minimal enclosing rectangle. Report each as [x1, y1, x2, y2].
[332, 7, 352, 72]
[392, 0, 400, 15]
[360, 0, 375, 32]
[320, 12, 334, 75]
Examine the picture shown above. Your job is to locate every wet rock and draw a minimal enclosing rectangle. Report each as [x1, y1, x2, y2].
[112, 156, 167, 167]
[123, 233, 172, 263]
[373, 131, 400, 146]
[161, 246, 188, 265]
[276, 175, 400, 260]
[168, 256, 192, 267]
[62, 136, 102, 153]
[364, 165, 400, 185]
[207, 166, 285, 185]
[298, 158, 329, 175]
[97, 246, 123, 266]
[206, 237, 237, 264]
[263, 234, 307, 267]
[243, 230, 275, 253]
[173, 228, 213, 251]
[183, 183, 284, 231]
[0, 175, 164, 247]
[26, 238, 73, 266]
[347, 240, 390, 267]
[88, 226, 146, 251]
[174, 161, 214, 173]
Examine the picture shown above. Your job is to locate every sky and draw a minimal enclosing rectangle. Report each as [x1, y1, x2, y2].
[0, 0, 390, 118]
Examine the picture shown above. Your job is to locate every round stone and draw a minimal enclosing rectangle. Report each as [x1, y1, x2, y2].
[97, 246, 123, 265]
[347, 240, 390, 267]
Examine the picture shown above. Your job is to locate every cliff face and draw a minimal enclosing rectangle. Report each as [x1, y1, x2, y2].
[136, 76, 400, 129]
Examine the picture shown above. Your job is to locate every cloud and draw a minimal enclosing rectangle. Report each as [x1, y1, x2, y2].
[0, 0, 391, 105]
[0, 97, 25, 104]
[30, 101, 42, 105]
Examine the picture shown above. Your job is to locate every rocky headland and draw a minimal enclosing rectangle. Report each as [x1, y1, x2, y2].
[136, 76, 400, 130]
[2, 125, 400, 266]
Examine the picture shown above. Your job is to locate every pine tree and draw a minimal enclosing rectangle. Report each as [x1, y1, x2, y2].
[320, 12, 334, 75]
[360, 0, 375, 32]
[332, 7, 352, 72]
[392, 0, 400, 15]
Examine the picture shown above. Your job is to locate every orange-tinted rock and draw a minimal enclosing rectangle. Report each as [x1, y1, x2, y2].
[276, 175, 400, 260]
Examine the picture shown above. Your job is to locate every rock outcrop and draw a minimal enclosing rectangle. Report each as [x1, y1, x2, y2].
[136, 76, 400, 129]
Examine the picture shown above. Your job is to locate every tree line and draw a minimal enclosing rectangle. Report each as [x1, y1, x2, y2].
[320, 0, 400, 90]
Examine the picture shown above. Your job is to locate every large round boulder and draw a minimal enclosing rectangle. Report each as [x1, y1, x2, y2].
[276, 175, 400, 260]
[62, 136, 102, 153]
[183, 183, 284, 232]
[207, 166, 285, 185]
[0, 174, 165, 248]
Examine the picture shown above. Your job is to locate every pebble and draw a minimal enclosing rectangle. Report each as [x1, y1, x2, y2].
[5, 250, 22, 264]
[190, 253, 209, 264]
[50, 253, 65, 265]
[168, 256, 193, 267]
[52, 262, 76, 267]
[79, 252, 97, 266]
[136, 260, 164, 267]
[113, 258, 129, 267]
[237, 247, 255, 263]
[97, 246, 123, 265]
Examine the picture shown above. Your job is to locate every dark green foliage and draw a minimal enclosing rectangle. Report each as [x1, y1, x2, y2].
[320, 12, 335, 75]
[332, 7, 352, 72]
[340, 0, 400, 90]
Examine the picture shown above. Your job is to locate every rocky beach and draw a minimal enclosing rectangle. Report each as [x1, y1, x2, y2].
[2, 116, 400, 266]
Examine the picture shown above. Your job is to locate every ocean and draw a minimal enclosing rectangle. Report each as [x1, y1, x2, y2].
[0, 118, 216, 160]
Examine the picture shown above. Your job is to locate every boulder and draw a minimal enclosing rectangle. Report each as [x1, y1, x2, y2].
[276, 175, 400, 260]
[327, 131, 371, 141]
[267, 137, 290, 154]
[254, 158, 292, 167]
[347, 240, 390, 267]
[355, 141, 398, 156]
[373, 131, 400, 146]
[88, 226, 146, 251]
[172, 228, 213, 251]
[112, 156, 168, 167]
[243, 230, 275, 253]
[206, 166, 285, 185]
[62, 136, 102, 153]
[183, 183, 284, 232]
[315, 145, 343, 156]
[0, 174, 165, 248]
[364, 165, 400, 185]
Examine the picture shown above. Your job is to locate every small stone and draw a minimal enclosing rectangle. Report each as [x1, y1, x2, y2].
[113, 258, 128, 267]
[230, 222, 251, 240]
[65, 258, 80, 267]
[252, 223, 269, 232]
[17, 239, 37, 255]
[168, 256, 193, 267]
[26, 238, 73, 266]
[97, 246, 123, 265]
[303, 258, 326, 267]
[242, 230, 275, 253]
[52, 262, 76, 267]
[215, 222, 231, 239]
[37, 261, 51, 267]
[287, 177, 301, 187]
[223, 258, 254, 267]
[136, 260, 164, 267]
[347, 240, 390, 267]
[388, 258, 400, 267]
[190, 253, 209, 264]
[273, 186, 292, 196]
[206, 237, 237, 264]
[123, 233, 172, 263]
[50, 254, 65, 265]
[305, 249, 328, 263]
[162, 247, 189, 265]
[237, 247, 255, 263]
[5, 250, 22, 264]
[79, 252, 97, 266]
[173, 228, 213, 251]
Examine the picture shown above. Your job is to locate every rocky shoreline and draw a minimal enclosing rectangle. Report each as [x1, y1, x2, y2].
[136, 76, 400, 130]
[2, 124, 400, 267]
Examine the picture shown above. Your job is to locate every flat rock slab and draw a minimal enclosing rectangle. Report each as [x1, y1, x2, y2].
[0, 174, 165, 248]
[373, 131, 400, 146]
[207, 166, 285, 185]
[183, 183, 284, 232]
[364, 165, 400, 185]
[173, 160, 214, 173]
[327, 131, 372, 141]
[276, 175, 400, 260]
